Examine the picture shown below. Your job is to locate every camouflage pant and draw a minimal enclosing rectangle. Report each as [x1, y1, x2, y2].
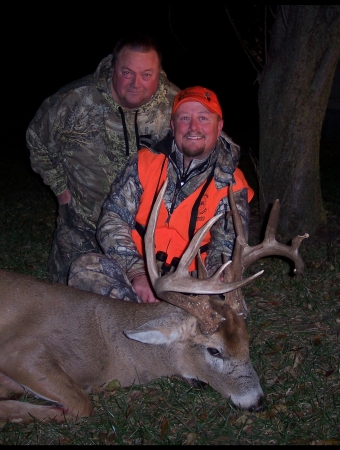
[68, 252, 141, 302]
[48, 203, 101, 284]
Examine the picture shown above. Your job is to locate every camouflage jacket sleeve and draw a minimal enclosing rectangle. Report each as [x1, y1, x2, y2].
[205, 187, 250, 277]
[96, 156, 146, 281]
[26, 94, 71, 196]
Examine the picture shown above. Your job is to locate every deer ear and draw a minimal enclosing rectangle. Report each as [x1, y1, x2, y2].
[124, 312, 193, 345]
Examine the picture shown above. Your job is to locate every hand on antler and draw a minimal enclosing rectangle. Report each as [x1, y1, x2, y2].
[132, 274, 160, 303]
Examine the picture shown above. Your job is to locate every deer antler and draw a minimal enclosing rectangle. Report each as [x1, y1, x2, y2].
[145, 180, 264, 334]
[221, 187, 309, 317]
[228, 186, 309, 275]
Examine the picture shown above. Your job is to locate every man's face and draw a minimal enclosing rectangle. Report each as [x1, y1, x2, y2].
[111, 47, 160, 109]
[171, 101, 224, 166]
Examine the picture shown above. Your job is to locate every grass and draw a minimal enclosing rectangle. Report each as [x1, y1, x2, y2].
[0, 143, 339, 445]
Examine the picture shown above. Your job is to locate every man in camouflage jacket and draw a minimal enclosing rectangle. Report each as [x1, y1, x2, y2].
[68, 86, 254, 303]
[26, 34, 180, 284]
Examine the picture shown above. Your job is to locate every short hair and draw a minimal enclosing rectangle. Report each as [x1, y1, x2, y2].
[111, 33, 163, 67]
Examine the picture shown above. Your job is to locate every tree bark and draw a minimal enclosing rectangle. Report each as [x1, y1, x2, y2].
[258, 5, 340, 242]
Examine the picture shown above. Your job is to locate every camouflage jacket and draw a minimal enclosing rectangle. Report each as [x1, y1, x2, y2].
[26, 55, 180, 228]
[97, 131, 251, 280]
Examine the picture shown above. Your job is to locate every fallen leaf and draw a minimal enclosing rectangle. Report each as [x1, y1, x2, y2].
[275, 343, 283, 351]
[228, 414, 238, 424]
[106, 380, 121, 391]
[125, 405, 133, 418]
[106, 432, 116, 443]
[257, 411, 271, 420]
[257, 302, 272, 310]
[317, 439, 340, 445]
[186, 432, 199, 445]
[290, 439, 311, 444]
[235, 414, 253, 425]
[270, 301, 279, 307]
[127, 390, 143, 403]
[199, 411, 208, 421]
[269, 403, 288, 416]
[323, 368, 335, 377]
[287, 367, 298, 378]
[293, 350, 305, 368]
[59, 437, 72, 444]
[312, 334, 322, 346]
[91, 395, 100, 404]
[99, 432, 110, 443]
[275, 333, 288, 339]
[186, 417, 196, 428]
[145, 388, 160, 397]
[243, 424, 253, 434]
[160, 417, 168, 437]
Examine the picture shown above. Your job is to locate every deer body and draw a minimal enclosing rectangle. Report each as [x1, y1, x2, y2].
[0, 269, 263, 423]
[0, 183, 308, 423]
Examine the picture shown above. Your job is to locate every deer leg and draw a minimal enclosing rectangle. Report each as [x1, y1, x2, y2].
[0, 372, 25, 398]
[0, 373, 93, 424]
[0, 371, 75, 423]
[0, 360, 93, 423]
[0, 400, 72, 423]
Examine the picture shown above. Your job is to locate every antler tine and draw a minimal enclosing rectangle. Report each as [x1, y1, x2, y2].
[221, 186, 250, 316]
[263, 199, 280, 241]
[228, 183, 247, 245]
[156, 266, 264, 298]
[145, 179, 168, 287]
[197, 250, 208, 279]
[225, 187, 247, 278]
[242, 199, 309, 275]
[175, 214, 223, 272]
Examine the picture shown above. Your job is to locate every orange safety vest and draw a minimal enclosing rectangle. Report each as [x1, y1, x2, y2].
[132, 148, 254, 271]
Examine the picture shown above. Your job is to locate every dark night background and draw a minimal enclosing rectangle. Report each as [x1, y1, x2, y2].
[3, 4, 260, 167]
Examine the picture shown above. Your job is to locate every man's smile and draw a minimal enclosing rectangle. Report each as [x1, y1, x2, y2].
[185, 135, 204, 140]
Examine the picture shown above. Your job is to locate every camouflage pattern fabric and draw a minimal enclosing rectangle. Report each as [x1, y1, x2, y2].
[48, 203, 102, 284]
[68, 253, 140, 302]
[26, 55, 180, 283]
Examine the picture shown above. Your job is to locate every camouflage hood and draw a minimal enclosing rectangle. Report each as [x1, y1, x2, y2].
[78, 54, 177, 116]
[26, 54, 180, 228]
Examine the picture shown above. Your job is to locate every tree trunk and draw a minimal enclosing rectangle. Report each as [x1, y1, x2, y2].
[258, 5, 340, 242]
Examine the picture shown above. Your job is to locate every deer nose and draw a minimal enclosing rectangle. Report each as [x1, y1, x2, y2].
[248, 394, 265, 413]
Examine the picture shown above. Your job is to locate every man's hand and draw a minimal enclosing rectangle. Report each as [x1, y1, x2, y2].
[57, 189, 72, 205]
[132, 274, 160, 303]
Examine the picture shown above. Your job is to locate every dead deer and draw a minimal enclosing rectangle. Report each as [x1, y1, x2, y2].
[0, 181, 308, 424]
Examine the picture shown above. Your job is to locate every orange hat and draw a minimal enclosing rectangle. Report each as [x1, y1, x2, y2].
[172, 86, 223, 118]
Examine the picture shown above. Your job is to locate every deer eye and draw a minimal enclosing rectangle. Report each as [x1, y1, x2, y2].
[207, 347, 221, 357]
